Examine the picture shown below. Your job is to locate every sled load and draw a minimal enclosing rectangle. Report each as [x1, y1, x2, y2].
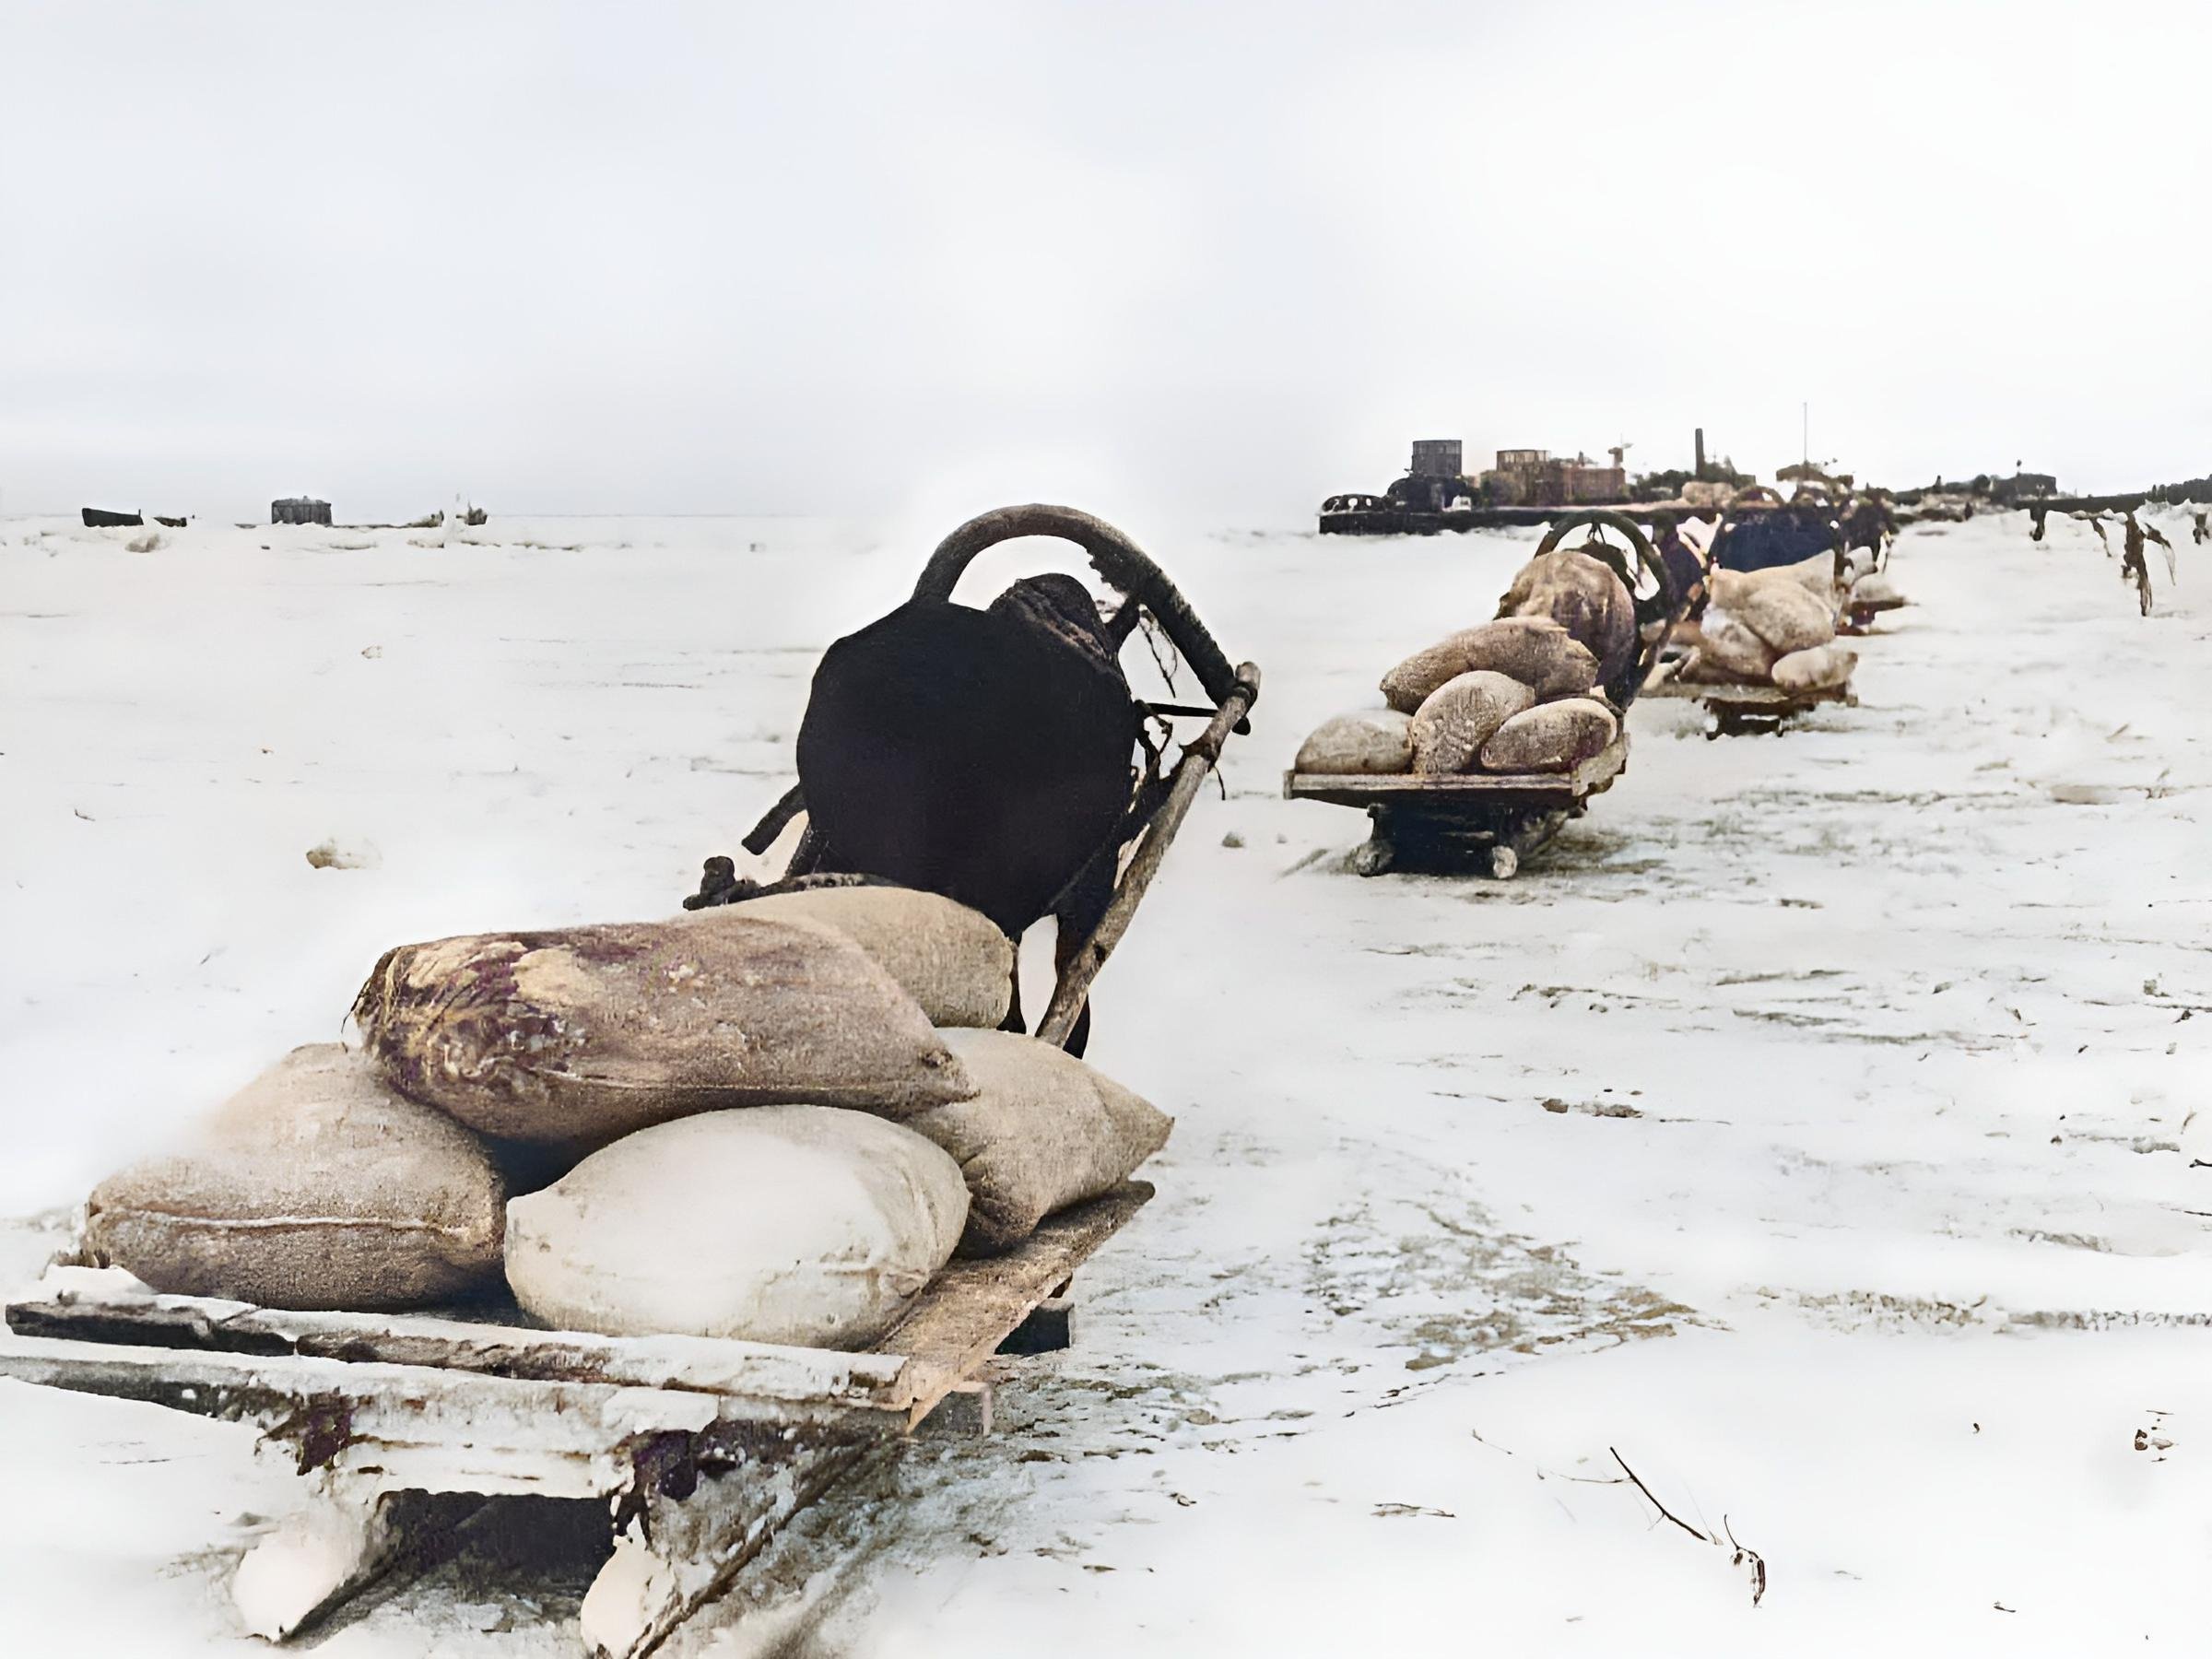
[1646, 547, 1862, 735]
[0, 504, 1258, 1658]
[1286, 510, 1679, 877]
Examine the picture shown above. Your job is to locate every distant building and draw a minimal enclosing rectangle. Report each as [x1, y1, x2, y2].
[273, 496, 332, 525]
[1483, 448, 1626, 507]
[1558, 454, 1628, 503]
[1408, 439, 1464, 480]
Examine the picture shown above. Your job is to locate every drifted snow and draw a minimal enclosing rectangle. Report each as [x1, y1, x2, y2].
[2, 507, 2209, 1654]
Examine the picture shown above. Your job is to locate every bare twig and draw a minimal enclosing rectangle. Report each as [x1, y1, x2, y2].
[1611, 1449, 1768, 1609]
[1610, 1447, 1710, 1543]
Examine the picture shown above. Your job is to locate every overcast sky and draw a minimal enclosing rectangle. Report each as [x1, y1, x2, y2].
[1, 1, 2205, 524]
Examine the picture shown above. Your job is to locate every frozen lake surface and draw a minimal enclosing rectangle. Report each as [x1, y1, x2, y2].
[3, 505, 2209, 1654]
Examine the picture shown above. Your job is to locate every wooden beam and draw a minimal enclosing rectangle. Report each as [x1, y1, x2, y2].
[1641, 678, 1852, 709]
[1283, 737, 1627, 811]
[1038, 666, 1260, 1046]
[873, 1182, 1153, 1427]
[9, 1272, 911, 1422]
[0, 1335, 718, 1497]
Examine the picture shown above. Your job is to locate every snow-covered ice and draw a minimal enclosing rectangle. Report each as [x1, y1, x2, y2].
[3, 505, 2209, 1654]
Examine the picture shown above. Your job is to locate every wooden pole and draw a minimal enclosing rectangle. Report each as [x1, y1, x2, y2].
[1037, 665, 1259, 1048]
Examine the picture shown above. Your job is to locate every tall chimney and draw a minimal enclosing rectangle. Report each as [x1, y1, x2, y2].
[1694, 427, 1705, 477]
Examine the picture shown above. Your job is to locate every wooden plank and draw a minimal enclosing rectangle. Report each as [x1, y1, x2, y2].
[8, 1184, 1158, 1441]
[1283, 736, 1627, 810]
[1641, 677, 1851, 709]
[871, 1182, 1153, 1425]
[8, 1272, 911, 1422]
[0, 1335, 717, 1497]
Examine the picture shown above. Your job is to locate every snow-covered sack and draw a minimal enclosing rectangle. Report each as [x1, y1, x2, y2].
[1496, 548, 1637, 687]
[1379, 618, 1599, 712]
[352, 915, 975, 1147]
[1684, 608, 1776, 682]
[1295, 709, 1414, 774]
[1410, 671, 1535, 774]
[691, 886, 1012, 1029]
[1712, 570, 1836, 655]
[1477, 698, 1619, 774]
[1851, 571, 1905, 608]
[1766, 553, 1844, 611]
[1771, 641, 1858, 691]
[503, 1105, 968, 1347]
[83, 1044, 505, 1310]
[911, 1030, 1172, 1255]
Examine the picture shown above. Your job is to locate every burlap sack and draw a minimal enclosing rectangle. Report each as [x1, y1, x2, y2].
[1763, 553, 1844, 610]
[1496, 549, 1638, 688]
[83, 1044, 505, 1310]
[1294, 710, 1415, 774]
[504, 1105, 968, 1348]
[1477, 698, 1619, 774]
[690, 887, 1012, 1029]
[1379, 618, 1598, 712]
[1716, 572, 1835, 654]
[1851, 571, 1904, 608]
[909, 1030, 1172, 1255]
[352, 915, 975, 1147]
[1410, 672, 1535, 775]
[1685, 606, 1776, 682]
[1771, 641, 1858, 690]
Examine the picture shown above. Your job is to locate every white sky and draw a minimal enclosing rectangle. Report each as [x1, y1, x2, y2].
[1, 0, 2205, 524]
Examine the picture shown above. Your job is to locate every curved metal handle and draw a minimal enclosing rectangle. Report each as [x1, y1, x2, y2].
[913, 503, 1241, 710]
[1532, 508, 1681, 706]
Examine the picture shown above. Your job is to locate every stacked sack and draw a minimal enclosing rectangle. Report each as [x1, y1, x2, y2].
[1296, 614, 1622, 781]
[1674, 565, 1858, 692]
[81, 886, 1170, 1351]
[1765, 547, 1907, 620]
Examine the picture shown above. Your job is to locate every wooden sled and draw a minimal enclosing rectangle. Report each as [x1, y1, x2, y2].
[1641, 662, 1856, 736]
[0, 1185, 1147, 1657]
[1285, 735, 1630, 879]
[1285, 509, 1671, 879]
[0, 506, 1258, 1654]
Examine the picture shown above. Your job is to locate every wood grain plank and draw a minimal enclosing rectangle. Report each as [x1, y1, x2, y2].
[869, 1182, 1154, 1423]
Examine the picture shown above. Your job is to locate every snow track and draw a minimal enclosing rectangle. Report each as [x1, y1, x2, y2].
[3, 508, 2207, 1653]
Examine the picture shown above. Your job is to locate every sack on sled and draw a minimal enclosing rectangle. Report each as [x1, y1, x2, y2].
[1477, 698, 1619, 774]
[84, 1043, 506, 1310]
[1295, 709, 1415, 774]
[1380, 617, 1598, 712]
[352, 915, 974, 1147]
[503, 1105, 969, 1348]
[689, 886, 1012, 1029]
[909, 1030, 1171, 1255]
[1771, 641, 1857, 691]
[1410, 671, 1535, 775]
